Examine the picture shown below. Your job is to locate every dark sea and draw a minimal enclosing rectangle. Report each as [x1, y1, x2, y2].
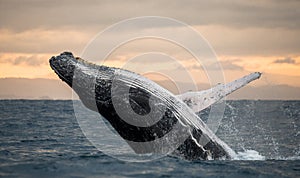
[0, 100, 299, 178]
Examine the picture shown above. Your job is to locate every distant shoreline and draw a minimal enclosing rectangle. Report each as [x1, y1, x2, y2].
[0, 99, 299, 101]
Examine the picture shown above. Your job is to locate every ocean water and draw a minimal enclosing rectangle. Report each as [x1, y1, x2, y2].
[0, 100, 299, 177]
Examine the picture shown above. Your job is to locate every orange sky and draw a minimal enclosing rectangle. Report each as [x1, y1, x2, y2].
[0, 1, 300, 91]
[0, 42, 299, 87]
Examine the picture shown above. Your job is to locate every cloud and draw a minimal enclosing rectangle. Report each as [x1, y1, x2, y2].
[273, 57, 296, 64]
[189, 60, 243, 71]
[0, 28, 91, 53]
[0, 1, 300, 58]
[0, 0, 299, 31]
[1, 25, 299, 57]
[221, 61, 244, 70]
[0, 54, 47, 66]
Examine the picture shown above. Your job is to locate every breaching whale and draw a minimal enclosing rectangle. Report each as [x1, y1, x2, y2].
[49, 52, 261, 160]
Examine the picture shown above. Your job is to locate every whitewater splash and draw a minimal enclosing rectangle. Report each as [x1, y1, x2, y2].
[234, 150, 265, 160]
[233, 150, 300, 161]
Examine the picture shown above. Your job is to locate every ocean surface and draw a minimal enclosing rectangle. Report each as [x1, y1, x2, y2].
[0, 100, 299, 177]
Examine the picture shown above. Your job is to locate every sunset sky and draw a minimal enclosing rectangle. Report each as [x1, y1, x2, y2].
[0, 0, 299, 99]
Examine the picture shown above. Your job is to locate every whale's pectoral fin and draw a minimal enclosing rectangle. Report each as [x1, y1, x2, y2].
[177, 72, 262, 113]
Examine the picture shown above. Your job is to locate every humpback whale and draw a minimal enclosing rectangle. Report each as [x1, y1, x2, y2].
[49, 52, 261, 160]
